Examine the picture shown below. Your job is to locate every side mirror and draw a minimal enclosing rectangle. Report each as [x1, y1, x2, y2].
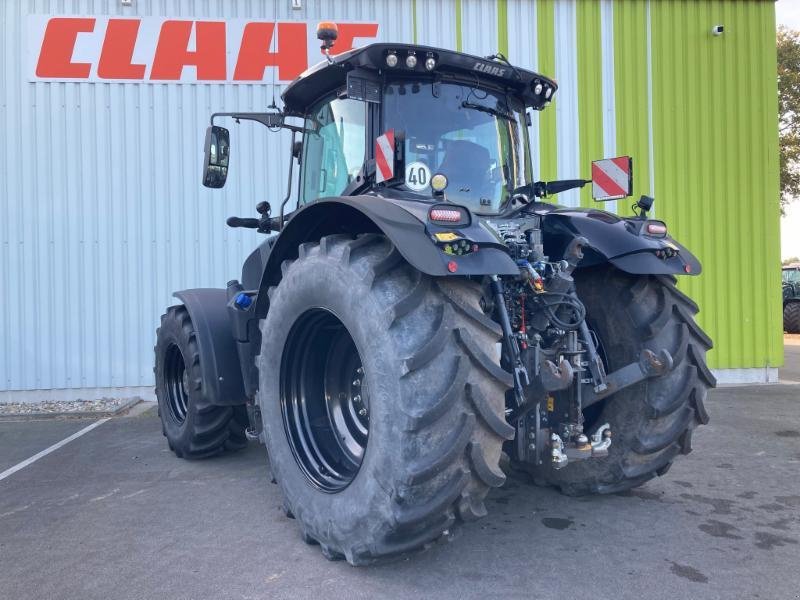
[202, 125, 230, 188]
[591, 156, 632, 201]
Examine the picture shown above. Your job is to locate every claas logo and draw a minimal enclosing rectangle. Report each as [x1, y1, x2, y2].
[29, 16, 379, 83]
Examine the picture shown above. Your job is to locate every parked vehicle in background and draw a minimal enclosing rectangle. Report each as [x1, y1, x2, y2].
[784, 265, 800, 333]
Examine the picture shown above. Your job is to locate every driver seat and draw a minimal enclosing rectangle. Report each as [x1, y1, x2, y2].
[438, 140, 492, 194]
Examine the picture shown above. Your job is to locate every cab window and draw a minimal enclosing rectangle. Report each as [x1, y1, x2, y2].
[300, 96, 366, 204]
[383, 81, 531, 214]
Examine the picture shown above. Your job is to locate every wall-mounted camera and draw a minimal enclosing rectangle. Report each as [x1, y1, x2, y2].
[711, 25, 724, 36]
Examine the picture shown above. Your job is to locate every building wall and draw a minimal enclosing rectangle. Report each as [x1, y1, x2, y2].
[0, 0, 781, 397]
[650, 0, 782, 374]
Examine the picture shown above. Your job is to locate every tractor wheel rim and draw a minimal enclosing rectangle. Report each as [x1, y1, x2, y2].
[164, 344, 189, 424]
[280, 309, 369, 493]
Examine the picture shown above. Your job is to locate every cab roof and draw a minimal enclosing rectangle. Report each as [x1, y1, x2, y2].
[281, 43, 557, 115]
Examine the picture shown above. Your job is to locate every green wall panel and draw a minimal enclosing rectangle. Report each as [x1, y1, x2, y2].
[613, 0, 652, 214]
[650, 0, 782, 369]
[497, 0, 509, 57]
[537, 0, 558, 181]
[495, 0, 780, 370]
[577, 1, 603, 207]
[455, 0, 463, 51]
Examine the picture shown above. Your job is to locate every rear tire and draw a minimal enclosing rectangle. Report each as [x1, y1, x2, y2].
[257, 234, 512, 565]
[516, 266, 714, 495]
[785, 301, 800, 333]
[154, 305, 248, 459]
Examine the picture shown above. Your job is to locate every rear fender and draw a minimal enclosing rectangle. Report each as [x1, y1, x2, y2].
[252, 195, 518, 318]
[173, 289, 248, 406]
[541, 208, 702, 276]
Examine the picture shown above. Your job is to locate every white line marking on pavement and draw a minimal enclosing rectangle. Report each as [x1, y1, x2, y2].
[90, 488, 120, 502]
[121, 489, 146, 499]
[0, 418, 110, 482]
[0, 504, 30, 518]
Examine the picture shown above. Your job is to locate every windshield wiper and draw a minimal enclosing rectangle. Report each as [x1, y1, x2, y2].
[461, 101, 515, 122]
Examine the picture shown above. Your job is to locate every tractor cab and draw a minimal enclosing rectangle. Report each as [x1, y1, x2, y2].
[285, 41, 556, 216]
[203, 24, 563, 221]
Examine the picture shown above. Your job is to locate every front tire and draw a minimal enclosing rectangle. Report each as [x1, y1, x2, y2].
[518, 266, 714, 495]
[154, 306, 248, 459]
[257, 234, 512, 565]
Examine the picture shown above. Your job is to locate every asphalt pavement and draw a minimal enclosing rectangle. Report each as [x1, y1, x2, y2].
[1, 348, 799, 600]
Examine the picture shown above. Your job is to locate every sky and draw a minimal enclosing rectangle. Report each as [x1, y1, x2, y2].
[777, 0, 800, 260]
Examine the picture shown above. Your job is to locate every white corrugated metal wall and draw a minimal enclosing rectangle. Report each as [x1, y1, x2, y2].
[0, 0, 415, 397]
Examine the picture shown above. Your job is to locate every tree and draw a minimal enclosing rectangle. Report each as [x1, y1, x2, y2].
[778, 27, 800, 214]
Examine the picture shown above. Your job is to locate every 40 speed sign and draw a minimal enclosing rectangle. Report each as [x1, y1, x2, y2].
[405, 162, 431, 192]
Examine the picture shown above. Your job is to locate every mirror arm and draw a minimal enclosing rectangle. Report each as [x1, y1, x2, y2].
[545, 179, 592, 194]
[278, 130, 297, 231]
[210, 112, 306, 134]
[537, 179, 591, 197]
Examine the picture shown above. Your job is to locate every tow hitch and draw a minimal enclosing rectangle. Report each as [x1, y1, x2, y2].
[550, 422, 612, 468]
[512, 326, 675, 469]
[542, 347, 673, 469]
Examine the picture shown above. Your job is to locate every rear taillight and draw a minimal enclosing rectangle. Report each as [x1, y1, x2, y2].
[646, 221, 667, 236]
[430, 209, 462, 222]
[428, 204, 470, 226]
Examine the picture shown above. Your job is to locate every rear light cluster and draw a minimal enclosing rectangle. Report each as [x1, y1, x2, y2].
[428, 205, 474, 267]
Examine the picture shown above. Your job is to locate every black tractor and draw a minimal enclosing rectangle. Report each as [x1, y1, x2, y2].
[785, 265, 800, 333]
[154, 24, 714, 565]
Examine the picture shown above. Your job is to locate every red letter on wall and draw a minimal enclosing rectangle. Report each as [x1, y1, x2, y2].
[233, 22, 307, 81]
[332, 23, 379, 55]
[97, 19, 146, 79]
[35, 17, 95, 78]
[150, 21, 227, 80]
